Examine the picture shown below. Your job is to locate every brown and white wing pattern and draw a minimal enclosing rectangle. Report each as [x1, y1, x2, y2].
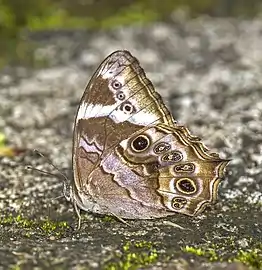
[71, 50, 229, 221]
[111, 124, 229, 217]
[72, 50, 176, 216]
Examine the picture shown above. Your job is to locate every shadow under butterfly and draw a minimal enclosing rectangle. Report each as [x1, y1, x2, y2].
[66, 50, 229, 228]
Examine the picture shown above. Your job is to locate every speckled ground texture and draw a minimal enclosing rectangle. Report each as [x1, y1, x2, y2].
[0, 14, 261, 270]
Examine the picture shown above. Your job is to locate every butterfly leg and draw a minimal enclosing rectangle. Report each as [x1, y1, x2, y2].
[73, 199, 82, 230]
[111, 212, 131, 226]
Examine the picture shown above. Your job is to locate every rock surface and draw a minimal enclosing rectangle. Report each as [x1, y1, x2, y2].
[0, 14, 261, 269]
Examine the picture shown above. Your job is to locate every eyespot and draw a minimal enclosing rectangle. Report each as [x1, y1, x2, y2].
[161, 151, 183, 162]
[123, 104, 133, 113]
[176, 178, 197, 195]
[131, 135, 150, 152]
[111, 80, 122, 90]
[116, 91, 125, 100]
[174, 163, 195, 173]
[153, 142, 171, 154]
[119, 101, 135, 114]
[172, 197, 187, 210]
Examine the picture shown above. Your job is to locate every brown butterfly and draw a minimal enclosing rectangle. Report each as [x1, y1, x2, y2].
[70, 50, 229, 227]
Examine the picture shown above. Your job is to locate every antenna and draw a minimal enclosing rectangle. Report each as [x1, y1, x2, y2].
[26, 149, 71, 201]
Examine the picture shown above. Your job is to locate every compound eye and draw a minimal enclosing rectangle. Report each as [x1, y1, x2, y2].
[131, 135, 150, 152]
[111, 80, 122, 90]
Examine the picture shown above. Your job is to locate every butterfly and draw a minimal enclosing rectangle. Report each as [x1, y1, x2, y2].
[69, 50, 229, 227]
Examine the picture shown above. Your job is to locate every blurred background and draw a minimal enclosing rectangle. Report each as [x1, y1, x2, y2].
[1, 0, 262, 68]
[1, 2, 262, 269]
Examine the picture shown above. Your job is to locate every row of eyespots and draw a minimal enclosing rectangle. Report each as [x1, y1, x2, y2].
[131, 137, 175, 156]
[171, 178, 198, 210]
[153, 142, 186, 164]
[111, 80, 137, 115]
[131, 135, 171, 153]
[128, 134, 198, 211]
[130, 135, 183, 163]
[130, 135, 196, 173]
[130, 136, 181, 159]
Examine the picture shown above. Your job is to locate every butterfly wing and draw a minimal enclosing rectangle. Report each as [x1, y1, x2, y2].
[112, 124, 229, 217]
[74, 50, 174, 127]
[72, 50, 176, 216]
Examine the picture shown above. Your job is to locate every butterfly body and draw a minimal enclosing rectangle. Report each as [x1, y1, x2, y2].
[71, 50, 229, 223]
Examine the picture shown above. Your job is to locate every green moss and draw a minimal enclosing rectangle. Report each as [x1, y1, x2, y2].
[233, 249, 262, 269]
[103, 240, 159, 270]
[183, 246, 219, 261]
[183, 239, 262, 269]
[0, 213, 69, 237]
[102, 216, 116, 222]
[40, 219, 69, 235]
